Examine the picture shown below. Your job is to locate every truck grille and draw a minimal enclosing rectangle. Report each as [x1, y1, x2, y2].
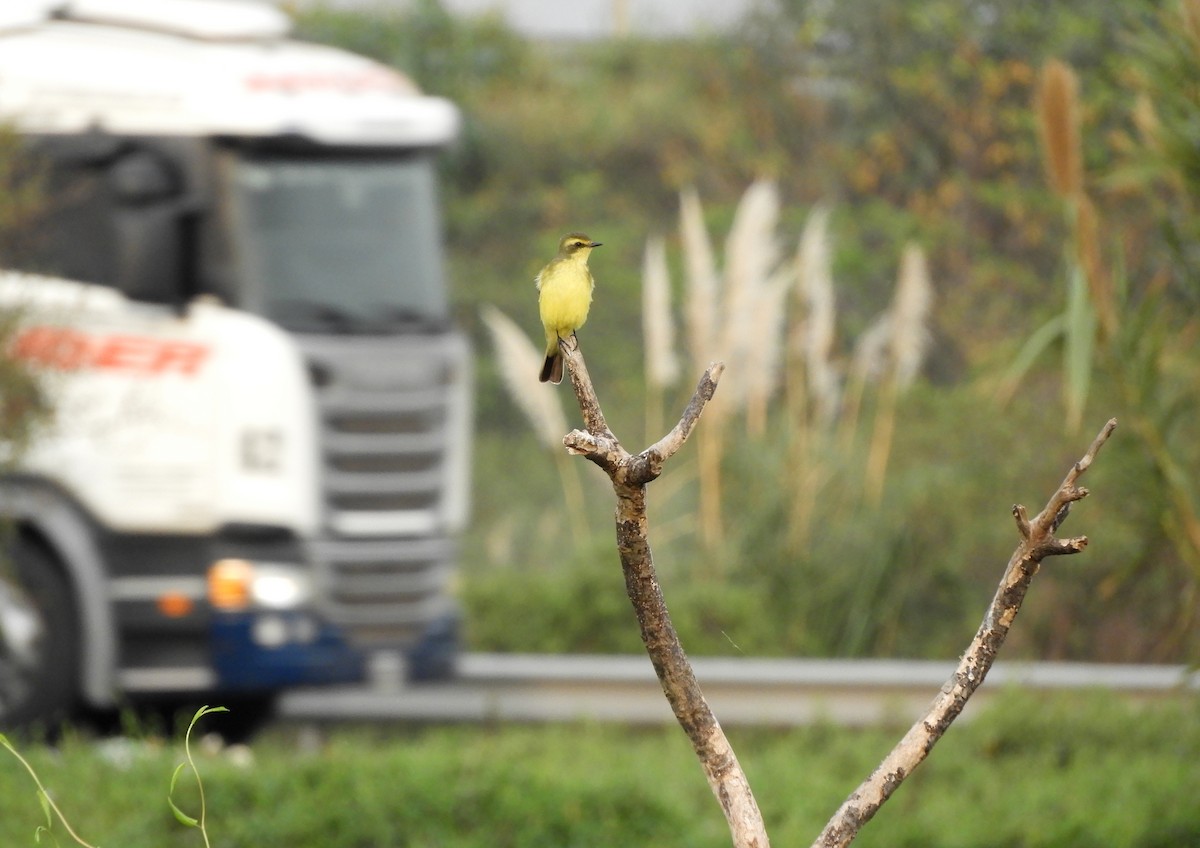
[308, 536, 457, 646]
[297, 333, 470, 648]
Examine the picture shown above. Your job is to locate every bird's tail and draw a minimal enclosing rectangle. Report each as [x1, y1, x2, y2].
[541, 330, 565, 384]
[539, 351, 563, 384]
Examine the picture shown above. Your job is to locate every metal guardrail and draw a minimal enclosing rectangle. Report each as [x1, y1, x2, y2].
[278, 654, 1200, 727]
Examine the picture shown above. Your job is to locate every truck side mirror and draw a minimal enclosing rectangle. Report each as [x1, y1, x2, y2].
[109, 151, 194, 309]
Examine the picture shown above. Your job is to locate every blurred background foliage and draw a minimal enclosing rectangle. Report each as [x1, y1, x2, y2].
[0, 128, 52, 461]
[293, 0, 1200, 663]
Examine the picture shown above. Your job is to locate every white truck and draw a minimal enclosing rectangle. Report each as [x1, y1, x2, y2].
[0, 0, 471, 728]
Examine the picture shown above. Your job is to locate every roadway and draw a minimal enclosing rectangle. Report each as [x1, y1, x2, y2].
[279, 654, 1200, 727]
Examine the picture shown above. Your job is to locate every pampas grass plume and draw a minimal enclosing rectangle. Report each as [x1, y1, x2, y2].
[480, 304, 568, 450]
[642, 235, 680, 390]
[890, 243, 933, 388]
[851, 244, 932, 387]
[680, 187, 719, 374]
[743, 266, 792, 435]
[851, 315, 891, 384]
[717, 180, 781, 387]
[794, 204, 840, 424]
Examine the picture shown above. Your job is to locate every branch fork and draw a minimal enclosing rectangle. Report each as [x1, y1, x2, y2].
[558, 339, 767, 848]
[555, 335, 1117, 848]
[1010, 419, 1115, 565]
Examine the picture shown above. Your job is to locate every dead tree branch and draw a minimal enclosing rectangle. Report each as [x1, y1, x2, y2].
[556, 329, 1116, 848]
[558, 336, 768, 848]
[812, 417, 1118, 848]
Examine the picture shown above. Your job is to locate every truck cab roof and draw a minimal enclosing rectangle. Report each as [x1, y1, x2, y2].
[0, 0, 460, 147]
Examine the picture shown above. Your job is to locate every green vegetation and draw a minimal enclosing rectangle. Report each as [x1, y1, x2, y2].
[0, 731, 98, 848]
[167, 706, 228, 847]
[0, 4, 1191, 666]
[291, 2, 1200, 663]
[1, 691, 1196, 846]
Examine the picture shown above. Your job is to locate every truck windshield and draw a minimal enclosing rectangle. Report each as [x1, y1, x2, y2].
[226, 154, 450, 333]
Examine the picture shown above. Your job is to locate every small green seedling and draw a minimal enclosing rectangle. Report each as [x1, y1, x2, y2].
[167, 705, 228, 848]
[0, 731, 98, 848]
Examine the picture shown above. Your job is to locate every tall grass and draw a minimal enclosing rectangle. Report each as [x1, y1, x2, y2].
[679, 186, 727, 550]
[641, 234, 679, 438]
[1004, 58, 1112, 434]
[790, 204, 839, 429]
[645, 184, 933, 553]
[714, 179, 785, 433]
[681, 186, 720, 378]
[864, 244, 934, 504]
[677, 181, 788, 551]
[786, 206, 839, 548]
[1002, 48, 1200, 652]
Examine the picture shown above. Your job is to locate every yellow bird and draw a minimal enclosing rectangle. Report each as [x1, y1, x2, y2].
[537, 232, 601, 384]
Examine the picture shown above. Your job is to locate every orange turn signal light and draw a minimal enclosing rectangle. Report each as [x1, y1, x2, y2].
[208, 559, 253, 611]
[156, 592, 194, 618]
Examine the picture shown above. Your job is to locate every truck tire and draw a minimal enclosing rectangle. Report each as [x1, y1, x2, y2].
[0, 534, 79, 732]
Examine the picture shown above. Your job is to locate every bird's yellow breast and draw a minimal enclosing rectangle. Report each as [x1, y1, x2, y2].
[538, 258, 594, 336]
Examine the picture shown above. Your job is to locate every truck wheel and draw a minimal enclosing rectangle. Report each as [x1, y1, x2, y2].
[0, 535, 79, 732]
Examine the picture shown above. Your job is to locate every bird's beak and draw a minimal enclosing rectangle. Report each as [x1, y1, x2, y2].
[589, 241, 603, 248]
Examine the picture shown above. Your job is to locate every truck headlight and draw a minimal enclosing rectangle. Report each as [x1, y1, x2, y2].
[251, 564, 313, 609]
[208, 559, 313, 611]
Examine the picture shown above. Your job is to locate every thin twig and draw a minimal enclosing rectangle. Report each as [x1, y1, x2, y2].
[559, 340, 769, 848]
[812, 418, 1117, 848]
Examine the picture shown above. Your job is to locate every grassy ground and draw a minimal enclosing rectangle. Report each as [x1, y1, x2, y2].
[1, 690, 1196, 847]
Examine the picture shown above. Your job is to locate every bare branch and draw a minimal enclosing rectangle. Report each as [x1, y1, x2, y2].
[561, 334, 615, 440]
[632, 361, 726, 484]
[559, 320, 1115, 848]
[812, 417, 1117, 848]
[559, 341, 768, 848]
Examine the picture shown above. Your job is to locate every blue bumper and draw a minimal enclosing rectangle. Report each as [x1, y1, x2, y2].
[210, 611, 366, 691]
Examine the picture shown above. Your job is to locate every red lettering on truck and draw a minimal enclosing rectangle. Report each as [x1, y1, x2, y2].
[10, 327, 210, 376]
